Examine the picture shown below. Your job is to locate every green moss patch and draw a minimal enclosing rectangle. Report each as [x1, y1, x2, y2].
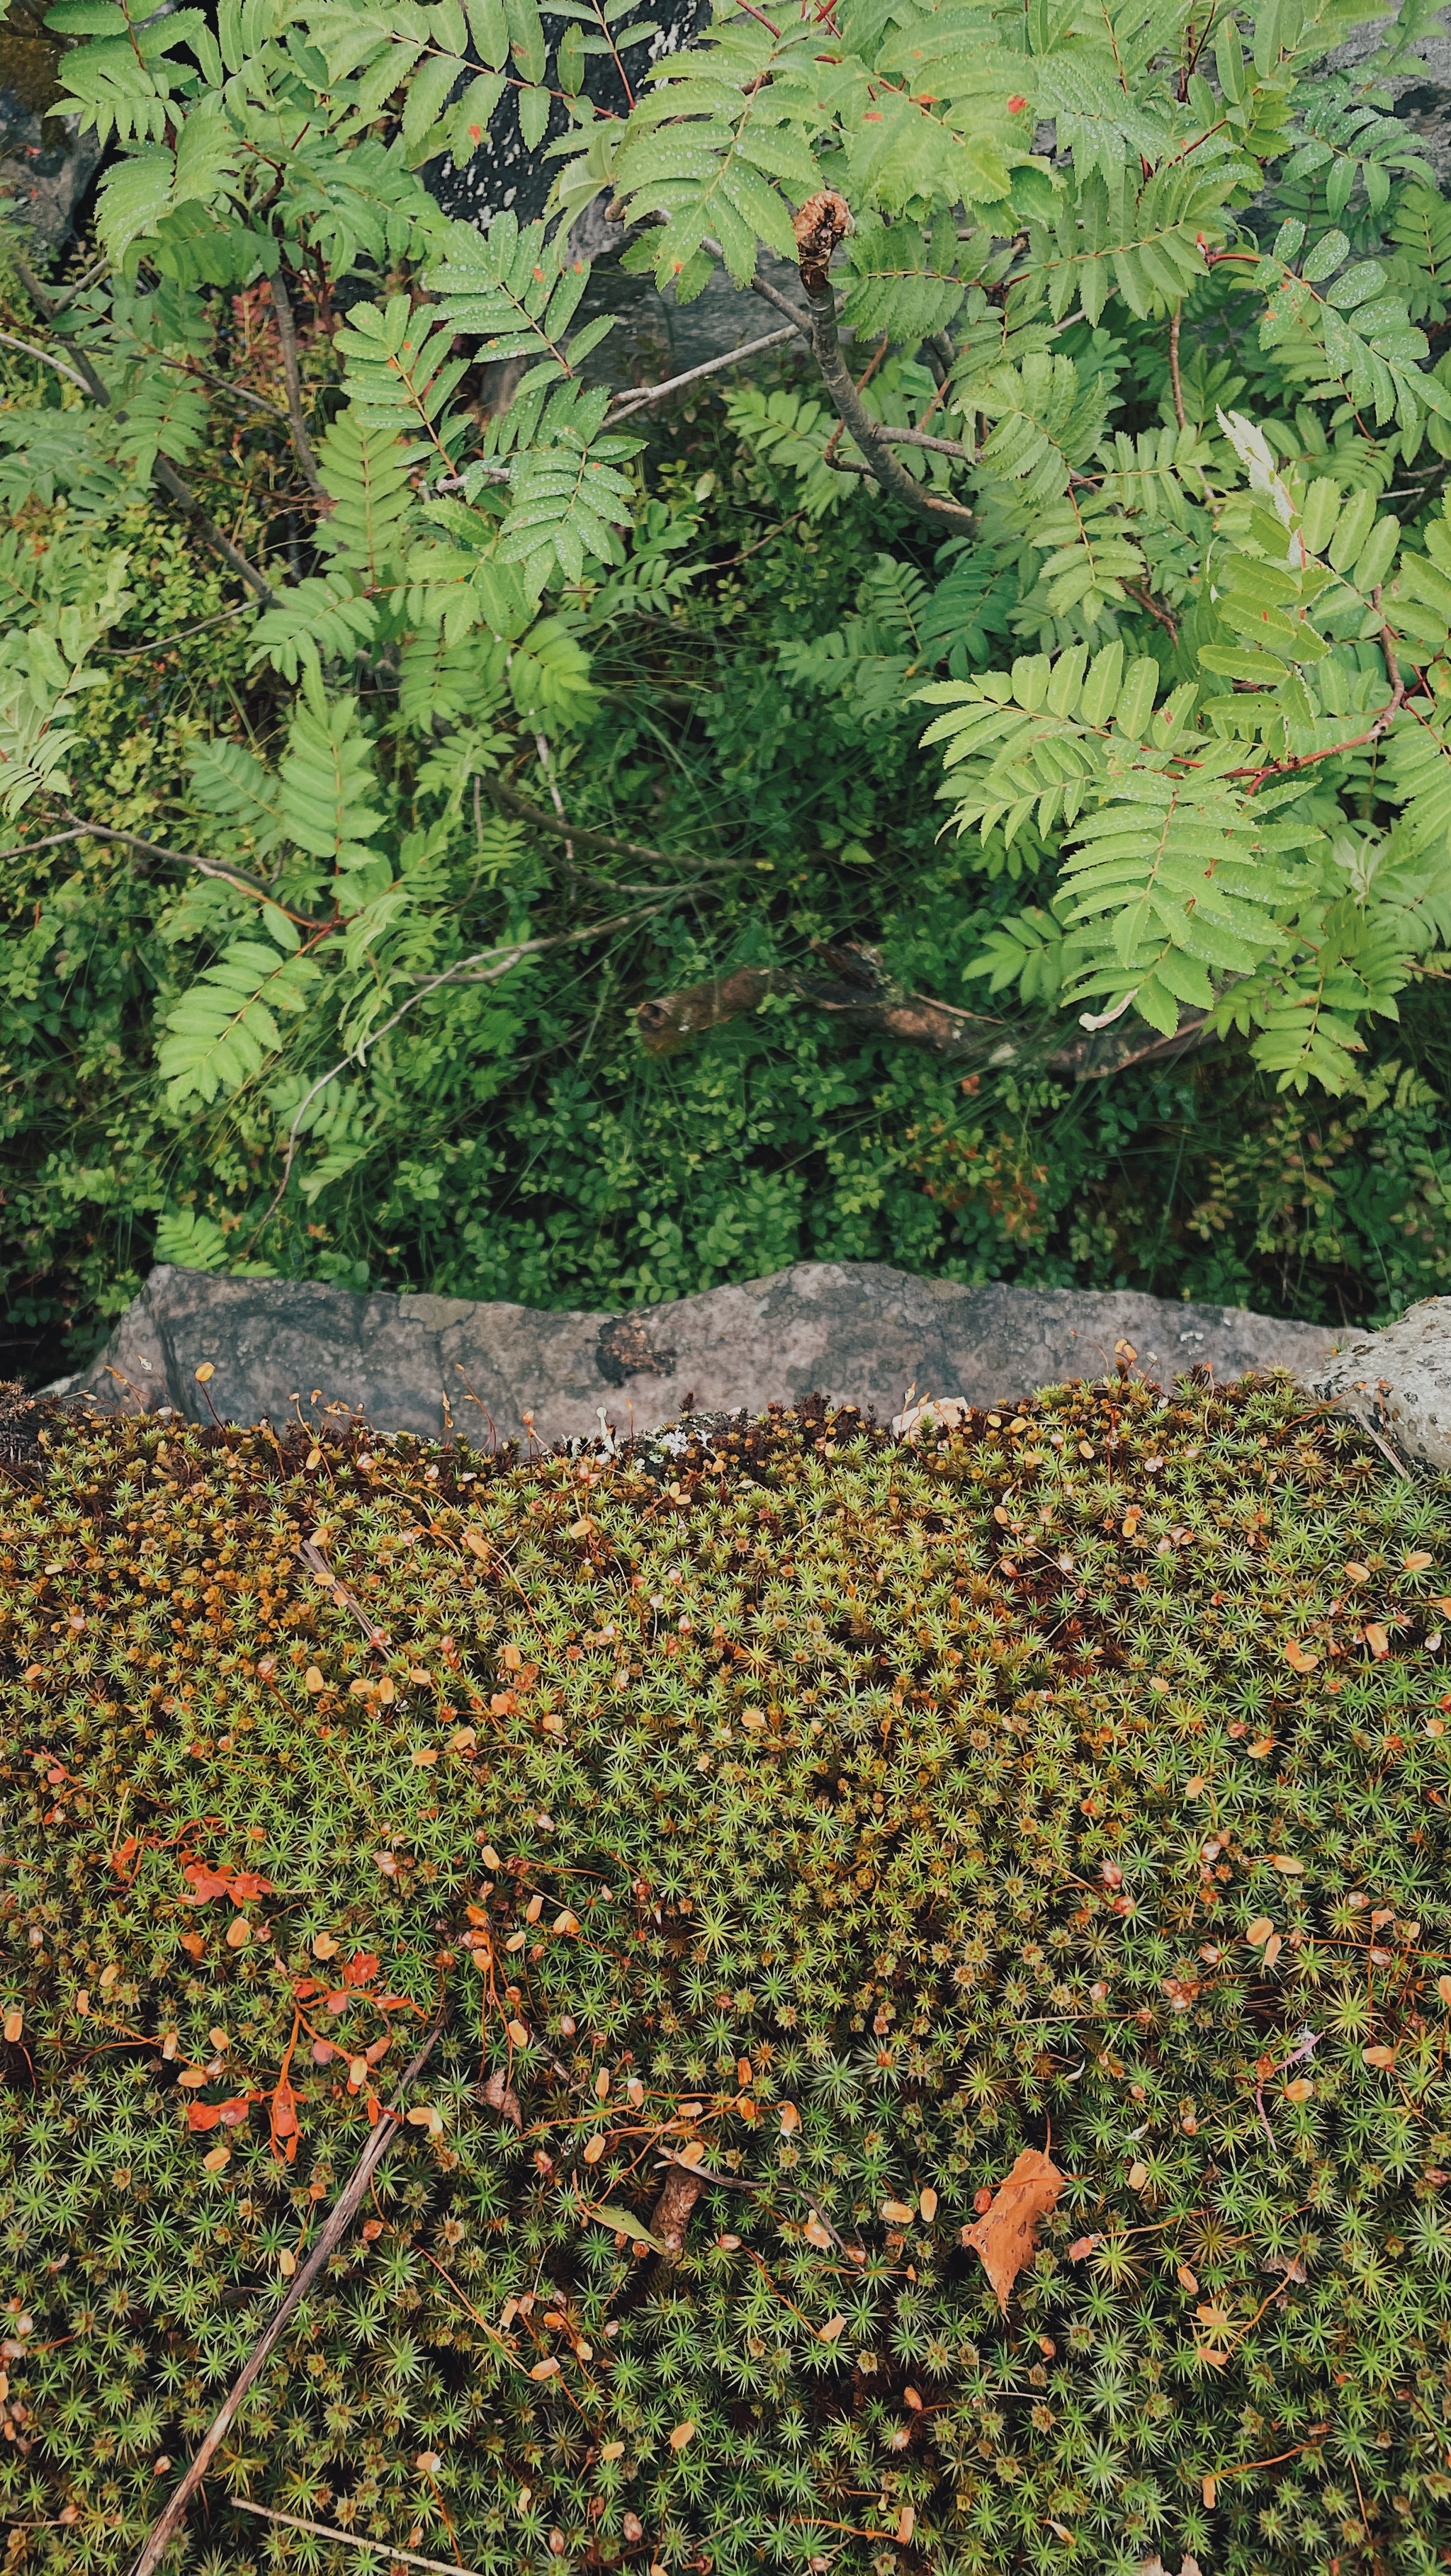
[2, 1382, 1451, 2576]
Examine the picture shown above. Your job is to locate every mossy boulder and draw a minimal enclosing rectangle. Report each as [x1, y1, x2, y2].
[2, 1380, 1450, 2576]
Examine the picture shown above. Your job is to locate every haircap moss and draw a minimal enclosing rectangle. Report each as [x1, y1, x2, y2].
[1, 1380, 1450, 2573]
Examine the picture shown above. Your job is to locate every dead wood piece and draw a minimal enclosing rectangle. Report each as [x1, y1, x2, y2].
[637, 967, 782, 1052]
[637, 957, 1216, 1083]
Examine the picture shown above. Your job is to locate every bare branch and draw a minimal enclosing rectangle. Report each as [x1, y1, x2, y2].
[230, 2502, 489, 2576]
[490, 777, 743, 875]
[801, 276, 974, 528]
[13, 261, 278, 603]
[130, 2026, 443, 2576]
[606, 324, 800, 421]
[60, 815, 329, 927]
[0, 327, 96, 395]
[256, 903, 674, 1237]
[268, 270, 323, 494]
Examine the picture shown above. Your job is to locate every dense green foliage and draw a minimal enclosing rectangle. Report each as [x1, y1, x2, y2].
[4, 1381, 1451, 2575]
[9, 0, 1451, 1373]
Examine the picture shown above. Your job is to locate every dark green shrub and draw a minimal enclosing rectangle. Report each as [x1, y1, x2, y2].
[2, 1379, 1451, 2575]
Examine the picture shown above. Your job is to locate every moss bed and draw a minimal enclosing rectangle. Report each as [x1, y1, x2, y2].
[3, 1380, 1451, 2576]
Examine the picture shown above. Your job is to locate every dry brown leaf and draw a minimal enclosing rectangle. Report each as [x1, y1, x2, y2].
[650, 2165, 704, 2260]
[481, 2067, 523, 2130]
[961, 2146, 1063, 2308]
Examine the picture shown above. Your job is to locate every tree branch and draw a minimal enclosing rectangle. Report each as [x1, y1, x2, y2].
[13, 262, 278, 604]
[60, 815, 329, 926]
[799, 275, 973, 529]
[605, 325, 800, 421]
[268, 269, 323, 495]
[490, 777, 743, 875]
[256, 903, 674, 1237]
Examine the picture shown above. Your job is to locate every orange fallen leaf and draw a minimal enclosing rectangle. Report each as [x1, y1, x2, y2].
[669, 2420, 696, 2451]
[1246, 1918, 1275, 1946]
[961, 2147, 1063, 2308]
[1284, 2077, 1314, 2103]
[1406, 1552, 1435, 1572]
[1362, 2044, 1396, 2070]
[1438, 1975, 1451, 2008]
[1283, 1640, 1319, 1672]
[1364, 1623, 1390, 1659]
[881, 2198, 915, 2225]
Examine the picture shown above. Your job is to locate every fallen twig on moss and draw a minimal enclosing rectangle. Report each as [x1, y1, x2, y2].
[130, 2023, 443, 2576]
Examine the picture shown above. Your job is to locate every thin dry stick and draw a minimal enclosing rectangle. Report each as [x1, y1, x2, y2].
[0, 327, 96, 394]
[59, 813, 328, 926]
[606, 324, 799, 420]
[1169, 304, 1187, 431]
[128, 2023, 443, 2576]
[231, 2497, 488, 2576]
[255, 904, 669, 1237]
[268, 271, 322, 494]
[297, 1536, 390, 1650]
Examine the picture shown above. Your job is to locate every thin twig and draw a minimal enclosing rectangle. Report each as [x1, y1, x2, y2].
[59, 815, 329, 926]
[298, 1536, 390, 1650]
[15, 248, 108, 319]
[0, 327, 96, 395]
[268, 271, 322, 495]
[99, 603, 254, 656]
[129, 2024, 444, 2576]
[1169, 304, 1187, 431]
[230, 2500, 488, 2576]
[533, 730, 574, 873]
[491, 776, 740, 874]
[12, 260, 277, 603]
[255, 905, 670, 1237]
[606, 325, 800, 420]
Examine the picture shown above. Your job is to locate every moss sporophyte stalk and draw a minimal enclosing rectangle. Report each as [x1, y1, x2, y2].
[2, 1380, 1451, 2572]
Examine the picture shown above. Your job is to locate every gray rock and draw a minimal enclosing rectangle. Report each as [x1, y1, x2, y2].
[1309, 1295, 1451, 1470]
[1326, 21, 1451, 185]
[0, 1, 101, 251]
[67, 1261, 1343, 1445]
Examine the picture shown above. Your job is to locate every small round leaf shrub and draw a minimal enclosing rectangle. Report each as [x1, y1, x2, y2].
[2, 1380, 1451, 2576]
